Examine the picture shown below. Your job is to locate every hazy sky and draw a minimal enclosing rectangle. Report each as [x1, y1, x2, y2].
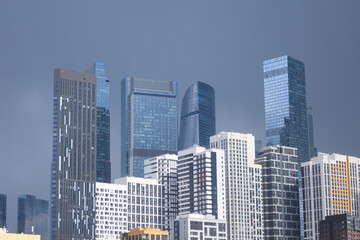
[0, 0, 359, 232]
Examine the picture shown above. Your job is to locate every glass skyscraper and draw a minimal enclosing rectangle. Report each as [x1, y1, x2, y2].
[264, 55, 309, 164]
[0, 194, 6, 228]
[17, 194, 48, 240]
[87, 62, 111, 183]
[121, 77, 178, 177]
[264, 55, 309, 239]
[179, 81, 215, 150]
[51, 68, 97, 240]
[307, 107, 317, 158]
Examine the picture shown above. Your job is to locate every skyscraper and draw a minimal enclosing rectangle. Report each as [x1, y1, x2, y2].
[87, 62, 111, 183]
[179, 81, 215, 150]
[0, 194, 6, 228]
[51, 68, 97, 240]
[255, 146, 300, 239]
[302, 153, 360, 240]
[210, 132, 263, 240]
[17, 195, 48, 240]
[263, 55, 309, 164]
[144, 154, 178, 232]
[121, 78, 178, 177]
[177, 146, 226, 220]
[307, 107, 317, 158]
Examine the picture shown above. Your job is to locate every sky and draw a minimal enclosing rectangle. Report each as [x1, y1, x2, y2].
[0, 0, 359, 232]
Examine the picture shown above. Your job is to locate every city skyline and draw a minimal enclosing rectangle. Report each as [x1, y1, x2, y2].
[0, 1, 359, 233]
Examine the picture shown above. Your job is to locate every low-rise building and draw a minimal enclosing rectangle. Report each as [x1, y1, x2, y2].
[121, 227, 169, 240]
[170, 214, 226, 240]
[319, 214, 360, 240]
[0, 228, 40, 240]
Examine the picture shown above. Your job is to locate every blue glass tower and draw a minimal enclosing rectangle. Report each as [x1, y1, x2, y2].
[264, 55, 309, 239]
[0, 194, 6, 228]
[87, 62, 111, 183]
[17, 194, 49, 240]
[179, 81, 215, 150]
[121, 78, 178, 177]
[264, 55, 309, 163]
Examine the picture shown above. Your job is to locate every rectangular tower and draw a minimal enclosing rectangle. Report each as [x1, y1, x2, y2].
[51, 68, 97, 240]
[255, 146, 300, 239]
[302, 153, 360, 240]
[87, 62, 111, 183]
[0, 194, 6, 228]
[144, 154, 178, 232]
[17, 195, 48, 240]
[114, 177, 164, 231]
[95, 182, 128, 240]
[177, 146, 226, 220]
[210, 132, 263, 240]
[121, 78, 178, 177]
[263, 55, 309, 164]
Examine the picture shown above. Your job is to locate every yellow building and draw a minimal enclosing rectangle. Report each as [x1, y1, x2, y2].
[0, 233, 40, 240]
[121, 227, 169, 240]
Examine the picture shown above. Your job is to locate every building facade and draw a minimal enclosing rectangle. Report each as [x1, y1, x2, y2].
[178, 81, 215, 150]
[307, 107, 317, 158]
[95, 182, 128, 240]
[51, 68, 97, 240]
[0, 228, 40, 240]
[0, 194, 6, 228]
[177, 146, 226, 220]
[255, 146, 300, 239]
[121, 78, 178, 177]
[302, 153, 360, 240]
[87, 62, 111, 183]
[210, 132, 263, 240]
[121, 228, 169, 240]
[17, 195, 48, 240]
[170, 214, 226, 240]
[263, 55, 309, 164]
[115, 177, 165, 231]
[319, 214, 360, 240]
[144, 154, 178, 232]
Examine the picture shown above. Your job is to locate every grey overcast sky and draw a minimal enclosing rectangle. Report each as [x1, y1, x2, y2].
[0, 0, 359, 232]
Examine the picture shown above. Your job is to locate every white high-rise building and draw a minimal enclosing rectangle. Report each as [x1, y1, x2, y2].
[114, 177, 164, 231]
[177, 146, 226, 220]
[144, 154, 178, 232]
[210, 132, 263, 240]
[95, 183, 128, 240]
[170, 214, 227, 240]
[302, 153, 360, 240]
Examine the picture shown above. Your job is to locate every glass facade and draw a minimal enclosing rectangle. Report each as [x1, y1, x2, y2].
[51, 69, 96, 240]
[17, 194, 49, 240]
[264, 55, 310, 238]
[121, 78, 178, 177]
[87, 62, 111, 183]
[307, 107, 317, 158]
[179, 81, 215, 150]
[0, 194, 6, 228]
[263, 55, 309, 163]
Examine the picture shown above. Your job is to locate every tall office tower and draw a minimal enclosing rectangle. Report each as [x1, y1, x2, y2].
[114, 177, 165, 230]
[302, 153, 360, 240]
[263, 55, 309, 164]
[307, 107, 317, 158]
[17, 195, 49, 240]
[0, 194, 6, 228]
[255, 146, 300, 239]
[177, 146, 226, 220]
[95, 182, 128, 240]
[170, 214, 227, 240]
[87, 62, 111, 183]
[178, 81, 215, 150]
[144, 154, 178, 232]
[210, 132, 263, 240]
[51, 68, 97, 240]
[121, 78, 178, 177]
